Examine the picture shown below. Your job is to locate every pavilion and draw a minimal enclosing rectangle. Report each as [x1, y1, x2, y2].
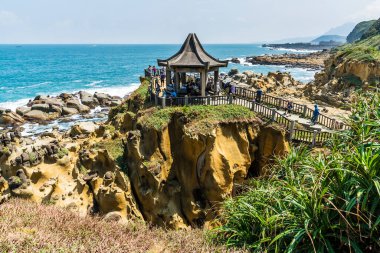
[157, 33, 228, 96]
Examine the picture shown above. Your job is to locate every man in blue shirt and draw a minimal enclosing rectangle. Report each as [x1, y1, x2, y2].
[311, 104, 320, 125]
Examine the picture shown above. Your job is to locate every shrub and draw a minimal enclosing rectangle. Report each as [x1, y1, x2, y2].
[211, 92, 380, 252]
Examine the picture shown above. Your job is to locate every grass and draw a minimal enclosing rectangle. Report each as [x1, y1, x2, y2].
[335, 35, 380, 62]
[0, 198, 243, 253]
[138, 105, 257, 133]
[211, 91, 380, 252]
[93, 139, 125, 170]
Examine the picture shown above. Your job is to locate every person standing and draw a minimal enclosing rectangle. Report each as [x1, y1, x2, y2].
[256, 88, 263, 103]
[152, 66, 157, 76]
[311, 104, 320, 125]
[160, 71, 166, 86]
[284, 100, 293, 115]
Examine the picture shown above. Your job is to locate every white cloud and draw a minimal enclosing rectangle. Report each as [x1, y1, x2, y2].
[352, 0, 380, 21]
[0, 10, 22, 26]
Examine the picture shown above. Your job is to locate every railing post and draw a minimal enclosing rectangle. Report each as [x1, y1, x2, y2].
[229, 95, 233, 104]
[251, 101, 255, 111]
[311, 130, 317, 147]
[207, 95, 211, 105]
[271, 109, 276, 121]
[185, 95, 189, 106]
[331, 119, 336, 130]
[155, 94, 158, 106]
[302, 105, 307, 117]
[161, 97, 166, 108]
[289, 120, 296, 141]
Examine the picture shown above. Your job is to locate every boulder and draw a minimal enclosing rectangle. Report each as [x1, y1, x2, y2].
[31, 104, 50, 113]
[24, 110, 49, 122]
[231, 58, 241, 64]
[70, 122, 98, 137]
[94, 92, 111, 105]
[79, 91, 99, 108]
[0, 111, 25, 126]
[67, 99, 91, 113]
[62, 107, 79, 116]
[16, 106, 31, 116]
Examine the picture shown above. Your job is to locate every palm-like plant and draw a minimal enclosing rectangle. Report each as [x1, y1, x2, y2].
[211, 92, 380, 252]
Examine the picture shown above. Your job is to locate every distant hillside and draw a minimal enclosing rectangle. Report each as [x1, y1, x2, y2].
[324, 22, 356, 36]
[311, 35, 346, 44]
[347, 20, 377, 43]
[361, 18, 380, 40]
[336, 34, 380, 62]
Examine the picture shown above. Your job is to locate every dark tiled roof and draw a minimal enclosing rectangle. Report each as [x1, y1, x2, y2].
[158, 33, 228, 69]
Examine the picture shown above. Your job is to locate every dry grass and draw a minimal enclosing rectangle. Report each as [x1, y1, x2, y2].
[0, 199, 242, 253]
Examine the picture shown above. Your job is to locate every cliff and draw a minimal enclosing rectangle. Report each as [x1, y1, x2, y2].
[304, 35, 380, 107]
[347, 20, 377, 43]
[0, 81, 290, 229]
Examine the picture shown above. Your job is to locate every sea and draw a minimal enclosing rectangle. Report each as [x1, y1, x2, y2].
[0, 44, 318, 110]
[0, 44, 318, 136]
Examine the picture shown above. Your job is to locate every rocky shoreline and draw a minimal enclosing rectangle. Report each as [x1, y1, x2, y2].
[231, 50, 330, 70]
[0, 91, 126, 133]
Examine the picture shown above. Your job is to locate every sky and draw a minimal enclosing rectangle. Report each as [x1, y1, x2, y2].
[0, 0, 379, 44]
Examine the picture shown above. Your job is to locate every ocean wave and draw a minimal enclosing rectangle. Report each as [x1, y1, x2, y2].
[268, 47, 320, 53]
[82, 83, 140, 97]
[85, 80, 104, 87]
[0, 98, 31, 111]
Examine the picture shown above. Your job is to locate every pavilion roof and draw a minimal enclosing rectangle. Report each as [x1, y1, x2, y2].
[158, 33, 228, 69]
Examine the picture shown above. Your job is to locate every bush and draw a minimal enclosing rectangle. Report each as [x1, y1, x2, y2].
[211, 92, 380, 252]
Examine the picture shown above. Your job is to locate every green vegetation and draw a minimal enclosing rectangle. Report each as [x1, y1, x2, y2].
[347, 20, 377, 43]
[138, 105, 256, 133]
[94, 139, 125, 170]
[361, 18, 380, 40]
[57, 148, 69, 159]
[211, 92, 380, 252]
[336, 35, 380, 62]
[28, 152, 37, 163]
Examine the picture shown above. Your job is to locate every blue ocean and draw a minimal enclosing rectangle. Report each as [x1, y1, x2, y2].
[0, 44, 317, 110]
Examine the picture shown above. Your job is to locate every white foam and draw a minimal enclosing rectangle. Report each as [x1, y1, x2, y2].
[85, 80, 103, 87]
[268, 47, 320, 53]
[83, 83, 140, 97]
[0, 98, 31, 111]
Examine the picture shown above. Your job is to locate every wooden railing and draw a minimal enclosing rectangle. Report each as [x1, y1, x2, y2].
[234, 87, 349, 130]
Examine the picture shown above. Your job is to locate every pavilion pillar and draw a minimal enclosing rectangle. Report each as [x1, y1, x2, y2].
[166, 69, 171, 87]
[214, 70, 219, 91]
[175, 71, 180, 92]
[181, 73, 187, 85]
[201, 69, 207, 97]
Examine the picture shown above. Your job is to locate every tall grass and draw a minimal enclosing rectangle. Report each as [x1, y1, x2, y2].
[211, 92, 380, 252]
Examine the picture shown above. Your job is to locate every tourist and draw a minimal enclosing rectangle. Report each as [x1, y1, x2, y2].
[155, 83, 161, 95]
[147, 65, 152, 77]
[256, 88, 263, 103]
[152, 66, 157, 76]
[230, 83, 236, 95]
[216, 82, 221, 95]
[311, 104, 320, 125]
[160, 71, 166, 86]
[284, 100, 293, 115]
